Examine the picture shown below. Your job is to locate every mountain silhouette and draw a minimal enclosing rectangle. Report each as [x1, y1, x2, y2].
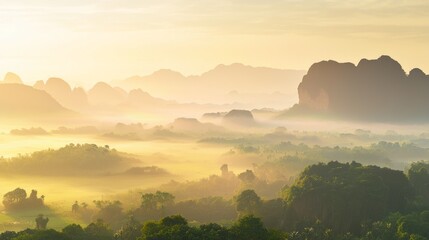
[2, 72, 23, 84]
[0, 84, 71, 118]
[169, 118, 225, 133]
[0, 73, 241, 121]
[289, 55, 429, 122]
[116, 63, 305, 108]
[34, 78, 89, 111]
[223, 109, 256, 127]
[88, 82, 127, 106]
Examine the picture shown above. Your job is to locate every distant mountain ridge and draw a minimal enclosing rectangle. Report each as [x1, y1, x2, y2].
[1, 63, 304, 120]
[116, 63, 305, 108]
[0, 83, 71, 118]
[289, 55, 429, 122]
[34, 77, 89, 110]
[1, 72, 244, 123]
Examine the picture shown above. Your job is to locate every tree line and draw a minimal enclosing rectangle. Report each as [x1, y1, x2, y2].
[3, 160, 429, 239]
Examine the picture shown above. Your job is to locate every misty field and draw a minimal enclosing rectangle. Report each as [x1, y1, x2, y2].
[1, 122, 429, 236]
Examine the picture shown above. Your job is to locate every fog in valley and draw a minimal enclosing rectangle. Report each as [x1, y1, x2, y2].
[2, 55, 429, 240]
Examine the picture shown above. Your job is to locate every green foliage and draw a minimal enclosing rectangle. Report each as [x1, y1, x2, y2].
[396, 211, 429, 239]
[0, 144, 134, 176]
[62, 224, 87, 240]
[198, 223, 229, 240]
[0, 231, 18, 240]
[93, 201, 124, 230]
[140, 215, 196, 240]
[2, 189, 45, 212]
[259, 198, 286, 229]
[140, 214, 276, 240]
[238, 170, 257, 183]
[362, 220, 398, 240]
[235, 190, 262, 216]
[136, 191, 176, 222]
[229, 215, 271, 240]
[284, 161, 413, 234]
[160, 215, 187, 227]
[141, 191, 175, 211]
[84, 219, 115, 240]
[4, 159, 429, 240]
[408, 161, 429, 207]
[12, 229, 69, 240]
[286, 220, 334, 240]
[114, 217, 142, 240]
[171, 197, 236, 223]
[2, 188, 27, 210]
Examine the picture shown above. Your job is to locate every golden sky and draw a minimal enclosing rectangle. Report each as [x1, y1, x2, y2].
[1, 0, 428, 87]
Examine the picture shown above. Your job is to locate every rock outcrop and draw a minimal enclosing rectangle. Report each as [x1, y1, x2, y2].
[294, 55, 429, 122]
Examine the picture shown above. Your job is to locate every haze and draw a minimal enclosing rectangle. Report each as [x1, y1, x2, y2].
[2, 1, 429, 239]
[1, 0, 429, 86]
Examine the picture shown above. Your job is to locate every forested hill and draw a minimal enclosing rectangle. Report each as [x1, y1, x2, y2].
[2, 160, 429, 239]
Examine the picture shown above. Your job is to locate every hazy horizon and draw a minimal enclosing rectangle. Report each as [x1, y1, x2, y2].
[0, 63, 305, 89]
[1, 0, 429, 86]
[2, 1, 429, 238]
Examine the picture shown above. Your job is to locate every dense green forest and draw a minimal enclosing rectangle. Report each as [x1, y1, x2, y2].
[2, 160, 429, 240]
[0, 144, 161, 176]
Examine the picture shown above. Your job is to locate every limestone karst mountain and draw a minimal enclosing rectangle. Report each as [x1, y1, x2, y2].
[2, 72, 23, 84]
[222, 109, 257, 127]
[288, 55, 429, 122]
[87, 82, 128, 106]
[116, 63, 305, 108]
[168, 117, 225, 133]
[0, 84, 71, 118]
[34, 78, 89, 111]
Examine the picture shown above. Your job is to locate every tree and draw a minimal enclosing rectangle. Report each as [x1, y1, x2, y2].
[140, 215, 195, 240]
[0, 231, 18, 240]
[408, 161, 429, 205]
[362, 220, 397, 240]
[72, 201, 80, 213]
[35, 214, 49, 230]
[284, 161, 413, 234]
[235, 190, 262, 216]
[141, 191, 175, 211]
[229, 215, 270, 240]
[2, 188, 45, 211]
[259, 198, 286, 229]
[238, 170, 256, 183]
[160, 215, 187, 227]
[199, 223, 229, 240]
[285, 219, 336, 240]
[12, 229, 69, 240]
[396, 211, 429, 239]
[85, 219, 114, 240]
[114, 217, 143, 240]
[62, 224, 87, 240]
[93, 200, 124, 230]
[3, 188, 27, 209]
[156, 192, 175, 210]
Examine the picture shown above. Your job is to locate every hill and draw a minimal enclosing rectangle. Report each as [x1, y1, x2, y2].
[286, 55, 429, 122]
[116, 64, 305, 108]
[0, 84, 72, 118]
[1, 72, 22, 84]
[34, 78, 89, 111]
[0, 144, 144, 176]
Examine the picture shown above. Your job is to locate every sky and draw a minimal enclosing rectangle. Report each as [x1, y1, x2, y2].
[0, 0, 429, 87]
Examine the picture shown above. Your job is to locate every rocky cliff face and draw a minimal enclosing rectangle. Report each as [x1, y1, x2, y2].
[295, 55, 429, 122]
